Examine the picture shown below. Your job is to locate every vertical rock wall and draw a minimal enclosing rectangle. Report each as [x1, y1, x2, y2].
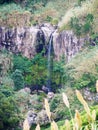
[0, 24, 88, 60]
[53, 30, 88, 61]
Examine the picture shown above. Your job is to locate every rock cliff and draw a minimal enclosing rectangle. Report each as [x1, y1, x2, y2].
[0, 24, 89, 60]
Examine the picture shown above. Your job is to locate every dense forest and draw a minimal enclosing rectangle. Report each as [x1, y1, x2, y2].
[0, 0, 98, 130]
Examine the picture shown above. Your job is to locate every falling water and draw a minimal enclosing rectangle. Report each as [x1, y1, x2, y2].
[47, 32, 53, 92]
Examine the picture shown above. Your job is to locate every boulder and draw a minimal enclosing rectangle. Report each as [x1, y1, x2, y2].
[47, 92, 55, 99]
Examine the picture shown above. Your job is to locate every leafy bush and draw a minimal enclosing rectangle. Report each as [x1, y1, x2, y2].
[13, 55, 32, 74]
[50, 88, 83, 121]
[91, 33, 98, 45]
[77, 0, 86, 6]
[12, 53, 66, 92]
[0, 86, 20, 130]
[70, 17, 82, 36]
[12, 69, 24, 91]
[69, 14, 94, 36]
[65, 47, 98, 90]
[0, 0, 13, 4]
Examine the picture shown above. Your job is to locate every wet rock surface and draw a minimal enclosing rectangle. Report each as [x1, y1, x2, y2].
[53, 30, 89, 61]
[0, 24, 89, 60]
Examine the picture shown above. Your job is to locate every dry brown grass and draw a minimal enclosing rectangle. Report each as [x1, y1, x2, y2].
[44, 98, 51, 120]
[96, 80, 98, 93]
[23, 119, 30, 130]
[0, 11, 31, 27]
[58, 0, 98, 29]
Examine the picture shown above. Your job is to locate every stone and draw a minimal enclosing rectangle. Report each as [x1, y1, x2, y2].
[47, 92, 54, 99]
[27, 111, 37, 125]
[0, 25, 90, 61]
[19, 87, 30, 94]
[25, 109, 51, 125]
[36, 109, 50, 125]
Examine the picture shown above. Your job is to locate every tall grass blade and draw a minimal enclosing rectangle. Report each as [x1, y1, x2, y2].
[44, 98, 51, 120]
[23, 119, 30, 130]
[62, 93, 70, 108]
[96, 80, 98, 93]
[51, 120, 58, 130]
[75, 110, 82, 129]
[35, 124, 40, 130]
[76, 90, 91, 117]
[65, 119, 70, 130]
[92, 110, 96, 122]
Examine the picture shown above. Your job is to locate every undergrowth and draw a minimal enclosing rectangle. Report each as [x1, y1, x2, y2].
[23, 86, 98, 130]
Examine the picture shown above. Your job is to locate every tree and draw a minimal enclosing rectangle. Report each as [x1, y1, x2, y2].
[12, 69, 24, 91]
[25, 53, 47, 87]
[0, 86, 20, 130]
[53, 55, 65, 89]
[0, 0, 13, 4]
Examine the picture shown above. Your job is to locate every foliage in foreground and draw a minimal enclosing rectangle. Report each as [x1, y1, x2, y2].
[33, 89, 98, 130]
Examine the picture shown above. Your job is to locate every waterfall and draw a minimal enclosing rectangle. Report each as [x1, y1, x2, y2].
[47, 32, 53, 92]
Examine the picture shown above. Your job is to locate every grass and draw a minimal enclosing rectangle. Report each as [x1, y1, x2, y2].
[33, 0, 77, 23]
[58, 0, 98, 33]
[66, 46, 98, 80]
[32, 90, 98, 130]
[0, 3, 31, 26]
[0, 0, 97, 28]
[58, 0, 93, 26]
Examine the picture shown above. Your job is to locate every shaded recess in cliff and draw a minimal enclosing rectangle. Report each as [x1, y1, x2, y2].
[35, 30, 45, 53]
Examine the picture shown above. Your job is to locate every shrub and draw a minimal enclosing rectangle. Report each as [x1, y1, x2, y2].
[69, 13, 94, 36]
[70, 17, 82, 36]
[33, 90, 98, 130]
[77, 0, 86, 6]
[12, 69, 24, 91]
[0, 0, 13, 4]
[0, 87, 20, 130]
[64, 47, 98, 90]
[91, 33, 98, 45]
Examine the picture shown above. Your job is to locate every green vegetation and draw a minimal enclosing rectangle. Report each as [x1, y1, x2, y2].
[0, 0, 98, 129]
[50, 87, 83, 120]
[12, 53, 66, 92]
[12, 69, 24, 91]
[0, 86, 20, 130]
[77, 0, 86, 6]
[33, 90, 98, 130]
[0, 3, 25, 17]
[69, 13, 94, 36]
[64, 46, 98, 91]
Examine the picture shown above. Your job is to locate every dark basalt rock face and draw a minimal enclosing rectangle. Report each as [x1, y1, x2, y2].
[35, 29, 46, 53]
[53, 30, 89, 61]
[0, 24, 90, 60]
[0, 24, 54, 58]
[0, 27, 38, 58]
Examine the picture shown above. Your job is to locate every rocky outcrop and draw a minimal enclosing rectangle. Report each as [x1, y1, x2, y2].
[0, 24, 89, 60]
[0, 27, 39, 58]
[53, 30, 88, 61]
[25, 109, 55, 125]
[82, 87, 98, 102]
[0, 24, 54, 58]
